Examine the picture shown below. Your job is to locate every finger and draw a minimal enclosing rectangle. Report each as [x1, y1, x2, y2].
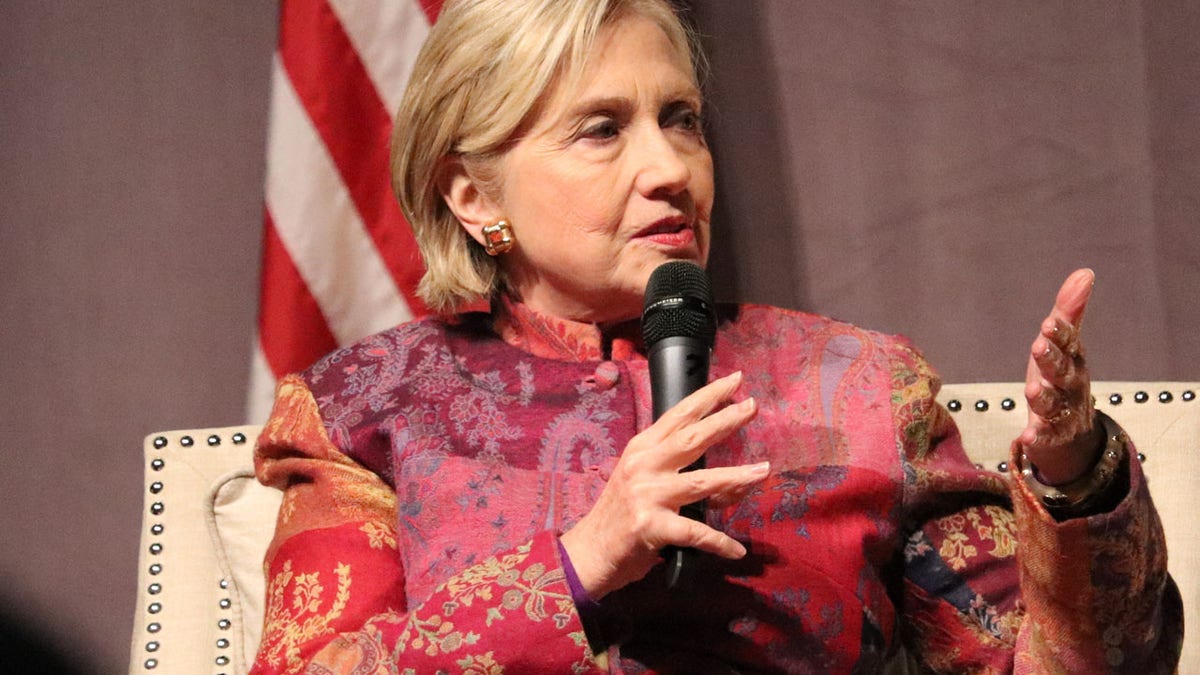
[1025, 374, 1088, 424]
[1049, 268, 1094, 330]
[649, 371, 745, 440]
[1026, 321, 1087, 421]
[662, 515, 748, 560]
[1024, 377, 1062, 420]
[708, 483, 757, 509]
[661, 397, 758, 470]
[1032, 333, 1080, 384]
[669, 461, 770, 506]
[1041, 317, 1084, 362]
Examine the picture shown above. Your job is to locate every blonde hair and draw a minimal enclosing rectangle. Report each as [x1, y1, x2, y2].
[391, 0, 701, 314]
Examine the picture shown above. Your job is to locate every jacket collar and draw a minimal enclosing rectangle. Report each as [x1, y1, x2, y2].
[491, 294, 644, 362]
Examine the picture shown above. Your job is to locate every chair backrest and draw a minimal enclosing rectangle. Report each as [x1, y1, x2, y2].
[130, 382, 1198, 674]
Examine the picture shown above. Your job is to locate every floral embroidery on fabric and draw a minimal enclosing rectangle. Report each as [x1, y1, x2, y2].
[449, 387, 523, 455]
[360, 522, 397, 550]
[457, 651, 504, 674]
[889, 345, 937, 461]
[903, 526, 1022, 649]
[537, 386, 620, 528]
[403, 609, 479, 657]
[259, 560, 352, 673]
[971, 505, 1017, 559]
[495, 296, 610, 361]
[445, 550, 574, 627]
[387, 541, 577, 660]
[935, 514, 979, 571]
[904, 530, 934, 562]
[966, 593, 1019, 643]
[279, 491, 298, 525]
[929, 506, 1017, 572]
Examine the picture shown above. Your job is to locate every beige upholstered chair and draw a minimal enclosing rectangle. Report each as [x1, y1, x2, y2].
[130, 382, 1198, 674]
[130, 425, 279, 674]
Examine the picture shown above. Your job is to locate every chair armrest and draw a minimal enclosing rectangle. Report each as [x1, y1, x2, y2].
[130, 426, 277, 675]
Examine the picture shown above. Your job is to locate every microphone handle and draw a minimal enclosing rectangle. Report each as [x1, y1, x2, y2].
[648, 336, 711, 589]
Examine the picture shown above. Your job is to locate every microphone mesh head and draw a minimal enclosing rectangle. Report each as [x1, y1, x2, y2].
[642, 261, 717, 346]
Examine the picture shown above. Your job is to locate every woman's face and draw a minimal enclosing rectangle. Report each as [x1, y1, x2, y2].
[489, 13, 714, 324]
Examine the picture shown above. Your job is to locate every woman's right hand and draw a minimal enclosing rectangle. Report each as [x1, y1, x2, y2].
[558, 371, 768, 599]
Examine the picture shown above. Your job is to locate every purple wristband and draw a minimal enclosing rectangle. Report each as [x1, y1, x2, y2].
[556, 538, 604, 619]
[557, 537, 629, 651]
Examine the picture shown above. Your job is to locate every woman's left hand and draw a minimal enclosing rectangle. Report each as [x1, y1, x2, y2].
[1018, 268, 1106, 485]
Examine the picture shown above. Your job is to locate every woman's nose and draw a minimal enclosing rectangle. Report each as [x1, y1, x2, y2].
[634, 128, 692, 197]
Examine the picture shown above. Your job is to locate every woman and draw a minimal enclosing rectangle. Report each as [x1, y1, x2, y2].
[251, 0, 1181, 672]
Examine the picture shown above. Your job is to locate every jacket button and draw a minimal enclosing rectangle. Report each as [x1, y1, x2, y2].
[589, 362, 620, 390]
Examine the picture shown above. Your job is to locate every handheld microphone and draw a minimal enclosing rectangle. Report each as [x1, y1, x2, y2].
[642, 260, 717, 589]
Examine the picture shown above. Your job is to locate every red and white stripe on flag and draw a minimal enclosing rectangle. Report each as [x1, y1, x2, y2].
[248, 0, 444, 422]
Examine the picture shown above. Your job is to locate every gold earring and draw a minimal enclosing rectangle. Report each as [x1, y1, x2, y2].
[481, 220, 514, 256]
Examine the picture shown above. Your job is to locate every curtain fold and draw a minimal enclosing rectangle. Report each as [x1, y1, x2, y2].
[694, 0, 1198, 382]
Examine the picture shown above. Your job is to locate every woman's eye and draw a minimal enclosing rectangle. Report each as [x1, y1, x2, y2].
[580, 118, 620, 141]
[664, 104, 703, 134]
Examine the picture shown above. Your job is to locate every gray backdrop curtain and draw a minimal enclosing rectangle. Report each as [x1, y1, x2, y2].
[1, 2, 1195, 671]
[695, 0, 1199, 382]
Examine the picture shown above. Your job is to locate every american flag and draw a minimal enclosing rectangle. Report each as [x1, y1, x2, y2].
[248, 0, 443, 422]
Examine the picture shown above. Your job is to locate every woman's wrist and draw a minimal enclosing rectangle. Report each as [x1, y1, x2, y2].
[1018, 410, 1129, 518]
[556, 538, 604, 614]
[557, 528, 604, 599]
[555, 536, 629, 653]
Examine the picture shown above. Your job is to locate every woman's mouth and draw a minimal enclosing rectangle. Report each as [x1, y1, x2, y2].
[635, 218, 695, 248]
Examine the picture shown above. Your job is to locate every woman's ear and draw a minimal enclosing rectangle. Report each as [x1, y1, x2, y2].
[436, 156, 503, 248]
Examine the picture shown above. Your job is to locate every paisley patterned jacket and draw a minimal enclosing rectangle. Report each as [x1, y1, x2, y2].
[250, 301, 1181, 674]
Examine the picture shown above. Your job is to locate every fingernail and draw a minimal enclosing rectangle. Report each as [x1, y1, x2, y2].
[740, 397, 757, 413]
[749, 461, 770, 477]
